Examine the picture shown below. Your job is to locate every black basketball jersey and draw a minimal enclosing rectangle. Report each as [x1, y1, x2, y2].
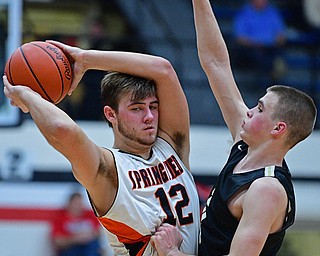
[198, 140, 295, 256]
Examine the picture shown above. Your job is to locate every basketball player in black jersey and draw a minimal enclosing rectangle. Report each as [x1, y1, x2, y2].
[151, 0, 317, 255]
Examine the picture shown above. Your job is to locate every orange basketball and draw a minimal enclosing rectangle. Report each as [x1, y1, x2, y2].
[4, 41, 73, 104]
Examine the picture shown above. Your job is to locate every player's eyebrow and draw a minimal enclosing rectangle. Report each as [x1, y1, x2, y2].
[128, 100, 159, 106]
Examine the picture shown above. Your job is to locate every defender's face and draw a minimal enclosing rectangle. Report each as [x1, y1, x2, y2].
[240, 91, 278, 145]
[116, 93, 159, 147]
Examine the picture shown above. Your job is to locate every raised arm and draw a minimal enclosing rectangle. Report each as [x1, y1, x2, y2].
[2, 76, 109, 209]
[82, 50, 190, 165]
[192, 0, 248, 141]
[49, 41, 191, 167]
[3, 43, 191, 214]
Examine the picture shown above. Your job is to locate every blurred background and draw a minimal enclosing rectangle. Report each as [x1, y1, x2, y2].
[0, 0, 319, 255]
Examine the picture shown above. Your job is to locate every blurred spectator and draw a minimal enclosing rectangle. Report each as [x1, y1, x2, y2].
[51, 192, 103, 256]
[87, 18, 111, 50]
[303, 0, 320, 29]
[303, 0, 320, 43]
[233, 0, 287, 89]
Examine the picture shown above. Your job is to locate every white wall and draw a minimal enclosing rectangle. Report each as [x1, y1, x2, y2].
[1, 120, 319, 177]
[0, 222, 53, 256]
[0, 183, 113, 256]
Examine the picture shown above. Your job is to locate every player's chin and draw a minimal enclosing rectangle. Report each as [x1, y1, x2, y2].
[139, 139, 155, 148]
[239, 130, 248, 141]
[142, 134, 157, 146]
[143, 128, 157, 137]
[148, 134, 157, 143]
[239, 132, 253, 146]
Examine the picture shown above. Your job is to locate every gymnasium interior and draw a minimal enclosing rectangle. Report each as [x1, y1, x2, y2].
[0, 0, 319, 255]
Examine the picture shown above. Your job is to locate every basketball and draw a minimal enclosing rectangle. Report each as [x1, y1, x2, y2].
[4, 41, 73, 104]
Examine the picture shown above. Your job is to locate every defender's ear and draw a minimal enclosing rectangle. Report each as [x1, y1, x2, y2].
[104, 106, 116, 123]
[271, 122, 286, 135]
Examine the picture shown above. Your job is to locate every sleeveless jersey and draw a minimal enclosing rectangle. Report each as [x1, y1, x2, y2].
[94, 137, 200, 256]
[199, 140, 295, 256]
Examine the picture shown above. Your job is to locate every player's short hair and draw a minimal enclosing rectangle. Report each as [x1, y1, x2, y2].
[267, 85, 317, 148]
[101, 71, 156, 127]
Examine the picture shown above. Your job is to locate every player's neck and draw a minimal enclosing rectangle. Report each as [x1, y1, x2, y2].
[234, 144, 286, 173]
[113, 140, 153, 159]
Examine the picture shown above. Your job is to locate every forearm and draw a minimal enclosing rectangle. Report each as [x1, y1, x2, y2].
[155, 248, 193, 256]
[192, 0, 246, 140]
[82, 50, 172, 81]
[20, 89, 78, 151]
[192, 0, 230, 68]
[166, 250, 192, 256]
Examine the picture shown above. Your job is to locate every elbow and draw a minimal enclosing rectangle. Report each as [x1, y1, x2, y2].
[200, 56, 231, 75]
[44, 120, 79, 147]
[152, 56, 176, 79]
[198, 45, 231, 70]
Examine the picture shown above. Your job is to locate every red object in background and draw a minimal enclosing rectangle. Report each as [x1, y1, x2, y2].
[196, 182, 213, 213]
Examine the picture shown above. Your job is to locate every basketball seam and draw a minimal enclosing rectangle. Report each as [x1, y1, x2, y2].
[19, 46, 55, 103]
[7, 54, 14, 83]
[31, 42, 66, 103]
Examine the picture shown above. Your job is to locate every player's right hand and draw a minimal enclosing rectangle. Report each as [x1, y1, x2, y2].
[150, 223, 183, 256]
[2, 75, 34, 113]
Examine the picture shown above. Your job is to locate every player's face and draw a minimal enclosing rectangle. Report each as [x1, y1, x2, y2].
[116, 93, 159, 147]
[240, 91, 278, 146]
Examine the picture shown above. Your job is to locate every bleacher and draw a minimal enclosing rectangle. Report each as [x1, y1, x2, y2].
[114, 0, 320, 127]
[19, 0, 320, 127]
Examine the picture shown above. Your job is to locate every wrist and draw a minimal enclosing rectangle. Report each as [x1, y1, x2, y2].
[167, 248, 183, 256]
[80, 49, 91, 73]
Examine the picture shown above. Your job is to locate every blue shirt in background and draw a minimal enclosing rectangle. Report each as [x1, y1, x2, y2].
[234, 3, 286, 46]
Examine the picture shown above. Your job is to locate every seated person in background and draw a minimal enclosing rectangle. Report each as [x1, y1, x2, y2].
[303, 0, 320, 43]
[233, 0, 287, 89]
[51, 192, 103, 256]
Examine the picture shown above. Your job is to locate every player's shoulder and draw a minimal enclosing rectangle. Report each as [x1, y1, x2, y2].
[250, 176, 286, 201]
[101, 146, 115, 160]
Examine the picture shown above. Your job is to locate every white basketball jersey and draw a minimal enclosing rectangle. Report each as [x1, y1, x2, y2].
[98, 138, 200, 256]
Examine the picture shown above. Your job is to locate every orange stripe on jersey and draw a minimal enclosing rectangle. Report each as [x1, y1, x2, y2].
[99, 217, 150, 256]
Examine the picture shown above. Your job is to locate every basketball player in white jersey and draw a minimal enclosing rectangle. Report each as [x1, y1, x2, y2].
[3, 41, 200, 255]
